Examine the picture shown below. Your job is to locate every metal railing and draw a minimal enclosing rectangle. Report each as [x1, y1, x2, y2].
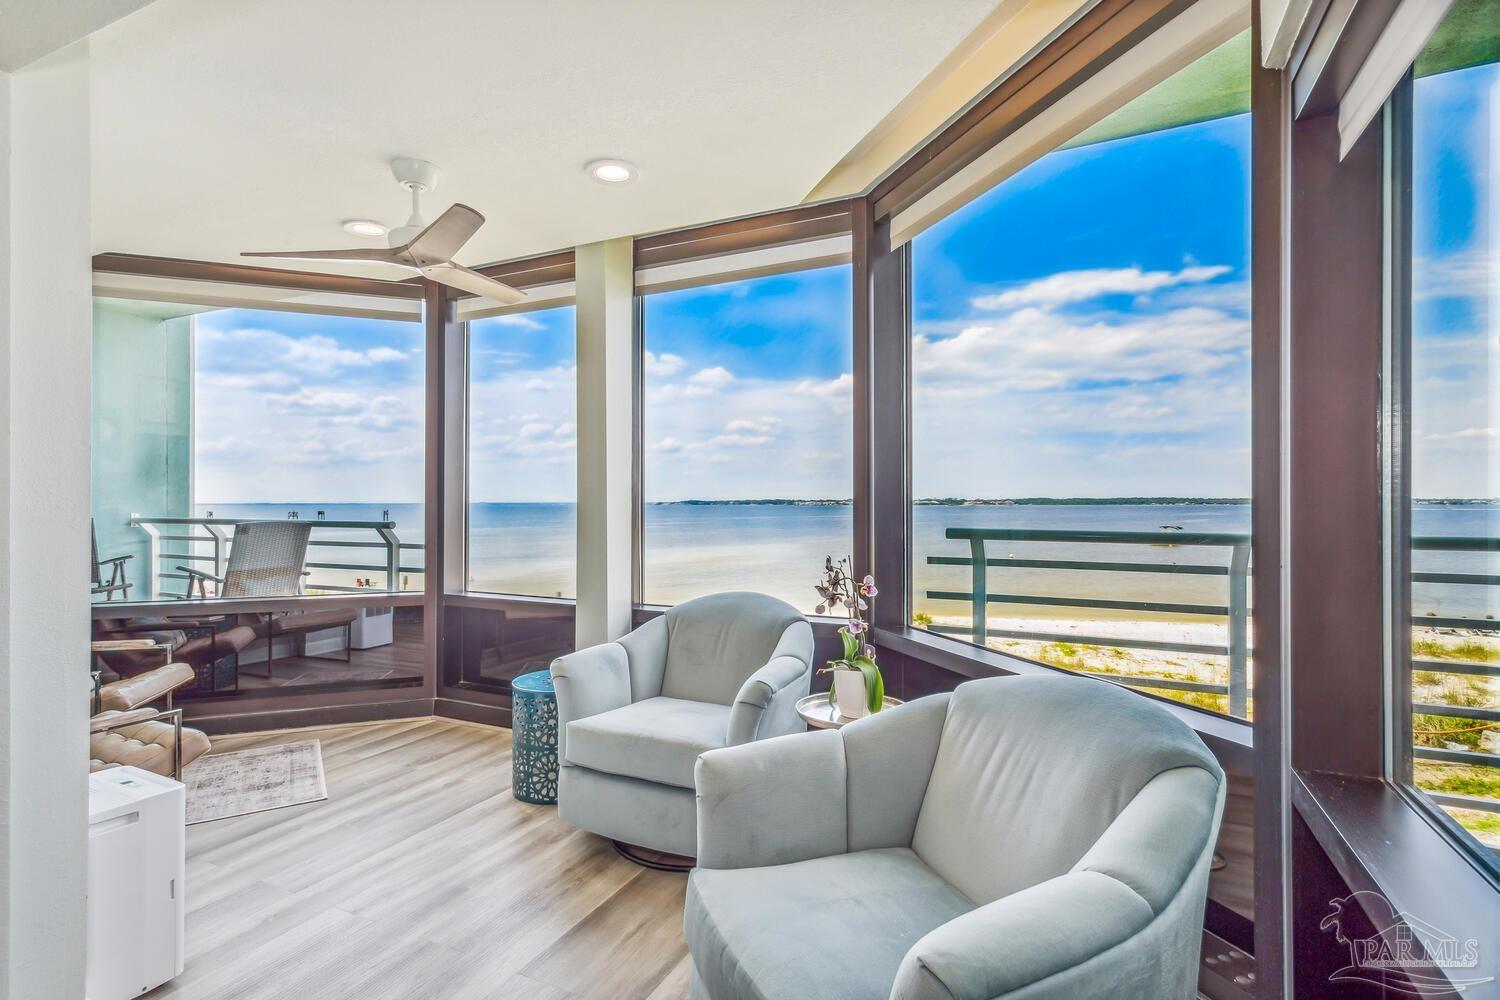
[129, 515, 424, 599]
[925, 527, 1253, 715]
[925, 528, 1500, 807]
[1409, 535, 1500, 814]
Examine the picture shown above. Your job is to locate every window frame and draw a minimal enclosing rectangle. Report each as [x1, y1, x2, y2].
[630, 209, 860, 616]
[1383, 65, 1500, 883]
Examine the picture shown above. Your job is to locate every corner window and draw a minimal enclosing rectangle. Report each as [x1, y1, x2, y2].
[908, 32, 1254, 719]
[1402, 12, 1499, 854]
[639, 265, 853, 613]
[465, 305, 578, 599]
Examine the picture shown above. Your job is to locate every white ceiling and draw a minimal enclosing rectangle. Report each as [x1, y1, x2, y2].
[0, 0, 156, 71]
[90, 0, 999, 275]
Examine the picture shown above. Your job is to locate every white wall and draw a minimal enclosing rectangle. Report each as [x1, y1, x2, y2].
[1, 40, 92, 1000]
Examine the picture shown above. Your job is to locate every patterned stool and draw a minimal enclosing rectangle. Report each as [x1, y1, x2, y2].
[511, 669, 559, 804]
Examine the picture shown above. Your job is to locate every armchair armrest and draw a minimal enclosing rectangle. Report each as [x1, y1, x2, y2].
[891, 871, 1154, 1000]
[550, 642, 631, 762]
[91, 707, 171, 733]
[98, 662, 196, 713]
[695, 728, 847, 870]
[725, 653, 812, 745]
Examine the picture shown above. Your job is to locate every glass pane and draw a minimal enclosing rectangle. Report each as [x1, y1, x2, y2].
[91, 299, 426, 601]
[641, 266, 853, 613]
[466, 306, 578, 599]
[909, 33, 1254, 719]
[1408, 12, 1499, 848]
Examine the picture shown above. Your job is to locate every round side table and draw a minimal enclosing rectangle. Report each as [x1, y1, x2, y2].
[511, 669, 559, 805]
[795, 692, 904, 730]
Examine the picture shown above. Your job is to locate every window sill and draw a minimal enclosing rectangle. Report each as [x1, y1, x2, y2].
[872, 625, 1254, 775]
[92, 590, 425, 618]
[1291, 769, 1500, 987]
[448, 592, 576, 611]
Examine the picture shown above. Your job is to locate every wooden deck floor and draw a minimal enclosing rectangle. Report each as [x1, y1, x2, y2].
[150, 720, 691, 1000]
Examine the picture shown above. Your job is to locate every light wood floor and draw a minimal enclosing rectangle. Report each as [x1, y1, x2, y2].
[149, 719, 692, 1000]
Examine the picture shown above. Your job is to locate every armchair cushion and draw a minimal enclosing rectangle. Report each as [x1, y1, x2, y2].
[565, 696, 731, 790]
[687, 848, 973, 1000]
[97, 662, 195, 713]
[889, 870, 1154, 1000]
[910, 675, 1220, 906]
[660, 592, 808, 706]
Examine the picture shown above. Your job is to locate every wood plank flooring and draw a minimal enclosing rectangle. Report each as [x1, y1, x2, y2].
[149, 720, 691, 1000]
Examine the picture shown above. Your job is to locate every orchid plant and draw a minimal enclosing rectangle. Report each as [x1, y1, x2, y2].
[814, 556, 885, 714]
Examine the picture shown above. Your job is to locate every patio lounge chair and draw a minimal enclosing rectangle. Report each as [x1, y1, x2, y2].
[179, 520, 313, 598]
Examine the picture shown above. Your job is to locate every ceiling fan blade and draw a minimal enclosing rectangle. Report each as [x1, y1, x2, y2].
[242, 246, 404, 263]
[419, 261, 528, 305]
[402, 203, 484, 265]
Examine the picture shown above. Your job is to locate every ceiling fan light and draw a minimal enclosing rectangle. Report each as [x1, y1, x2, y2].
[586, 159, 637, 184]
[342, 219, 387, 238]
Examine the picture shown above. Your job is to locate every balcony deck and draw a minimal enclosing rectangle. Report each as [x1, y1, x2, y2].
[149, 719, 691, 1000]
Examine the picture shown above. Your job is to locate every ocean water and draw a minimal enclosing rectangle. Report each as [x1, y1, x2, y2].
[195, 501, 1499, 620]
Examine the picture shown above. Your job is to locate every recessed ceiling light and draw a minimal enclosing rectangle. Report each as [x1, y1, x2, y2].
[585, 159, 637, 184]
[342, 219, 387, 238]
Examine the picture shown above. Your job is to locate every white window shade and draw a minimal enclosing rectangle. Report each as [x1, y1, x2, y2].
[456, 280, 576, 321]
[1337, 0, 1455, 159]
[91, 270, 423, 321]
[1259, 0, 1319, 69]
[889, 0, 1248, 249]
[634, 234, 852, 295]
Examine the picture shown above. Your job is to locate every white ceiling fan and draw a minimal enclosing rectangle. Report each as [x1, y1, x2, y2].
[242, 157, 526, 305]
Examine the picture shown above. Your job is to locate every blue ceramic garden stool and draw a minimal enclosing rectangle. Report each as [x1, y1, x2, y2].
[511, 669, 560, 805]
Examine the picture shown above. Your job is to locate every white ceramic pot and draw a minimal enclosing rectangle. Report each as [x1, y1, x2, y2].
[833, 668, 869, 720]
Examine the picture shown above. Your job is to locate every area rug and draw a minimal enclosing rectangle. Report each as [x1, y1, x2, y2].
[283, 667, 395, 686]
[184, 740, 327, 825]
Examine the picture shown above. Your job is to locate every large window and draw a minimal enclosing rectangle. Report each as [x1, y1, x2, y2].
[909, 33, 1254, 719]
[1403, 15, 1499, 852]
[640, 265, 853, 613]
[466, 305, 577, 599]
[90, 290, 427, 698]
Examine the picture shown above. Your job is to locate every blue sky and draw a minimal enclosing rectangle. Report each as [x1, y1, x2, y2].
[191, 56, 1493, 505]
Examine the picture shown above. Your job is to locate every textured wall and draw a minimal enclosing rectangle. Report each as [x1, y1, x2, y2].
[2, 41, 91, 1000]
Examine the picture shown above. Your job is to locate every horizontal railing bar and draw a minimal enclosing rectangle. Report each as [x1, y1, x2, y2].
[305, 562, 397, 573]
[927, 556, 1230, 576]
[160, 552, 211, 563]
[1424, 792, 1500, 815]
[1412, 703, 1500, 723]
[944, 527, 1249, 546]
[132, 516, 396, 529]
[1413, 572, 1500, 586]
[160, 534, 204, 543]
[926, 591, 1229, 617]
[1411, 659, 1500, 678]
[1416, 746, 1500, 767]
[925, 623, 1231, 657]
[1412, 536, 1500, 552]
[308, 585, 401, 593]
[1080, 672, 1229, 695]
[1418, 617, 1500, 632]
[307, 539, 400, 549]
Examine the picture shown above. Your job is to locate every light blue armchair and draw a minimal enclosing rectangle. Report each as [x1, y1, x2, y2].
[550, 591, 814, 859]
[685, 675, 1226, 1000]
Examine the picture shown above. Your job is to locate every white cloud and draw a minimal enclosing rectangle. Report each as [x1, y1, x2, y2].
[481, 313, 545, 331]
[972, 265, 1232, 311]
[684, 366, 734, 396]
[645, 351, 688, 377]
[196, 327, 417, 375]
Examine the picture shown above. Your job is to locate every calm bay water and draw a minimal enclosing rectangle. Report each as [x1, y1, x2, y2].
[197, 501, 1499, 619]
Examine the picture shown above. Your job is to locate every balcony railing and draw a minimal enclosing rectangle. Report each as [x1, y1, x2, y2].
[926, 527, 1500, 812]
[925, 527, 1253, 714]
[129, 515, 424, 599]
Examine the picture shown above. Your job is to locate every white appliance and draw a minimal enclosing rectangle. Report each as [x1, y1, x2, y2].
[87, 767, 185, 1000]
[350, 605, 394, 649]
